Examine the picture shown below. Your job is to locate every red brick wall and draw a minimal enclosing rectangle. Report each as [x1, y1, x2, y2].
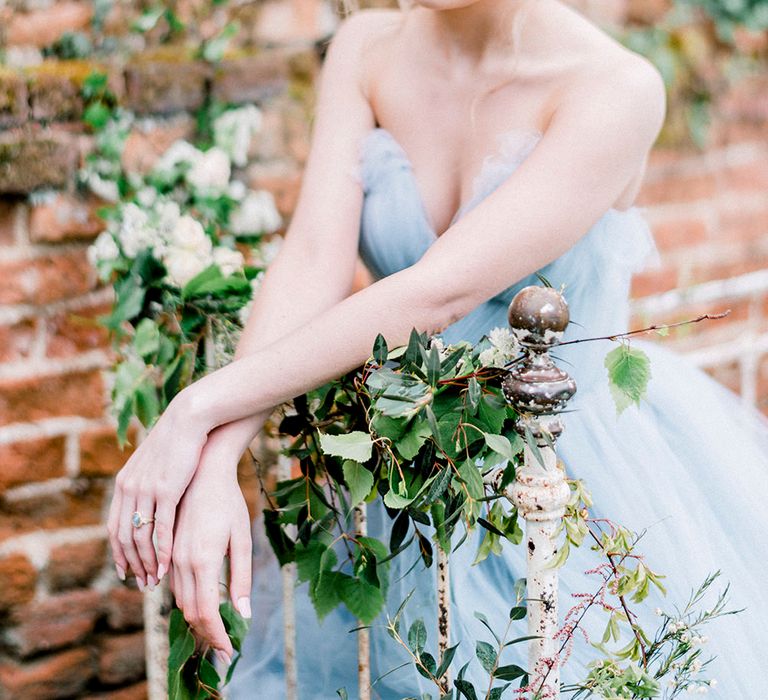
[0, 1, 323, 697]
[0, 0, 766, 698]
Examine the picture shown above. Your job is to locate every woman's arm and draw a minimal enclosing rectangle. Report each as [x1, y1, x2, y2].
[107, 9, 385, 589]
[184, 59, 666, 432]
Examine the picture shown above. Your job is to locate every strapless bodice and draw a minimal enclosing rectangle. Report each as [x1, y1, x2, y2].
[355, 126, 660, 391]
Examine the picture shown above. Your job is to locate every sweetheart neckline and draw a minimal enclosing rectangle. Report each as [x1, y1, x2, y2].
[361, 125, 639, 240]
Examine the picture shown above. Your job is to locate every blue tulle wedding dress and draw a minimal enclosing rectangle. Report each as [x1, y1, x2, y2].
[227, 126, 768, 698]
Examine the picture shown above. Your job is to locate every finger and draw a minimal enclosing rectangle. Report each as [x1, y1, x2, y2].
[132, 495, 158, 586]
[194, 565, 233, 660]
[229, 524, 252, 620]
[175, 554, 197, 629]
[106, 487, 128, 581]
[118, 494, 147, 588]
[154, 497, 176, 584]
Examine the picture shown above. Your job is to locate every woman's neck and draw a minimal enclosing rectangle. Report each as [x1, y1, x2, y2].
[419, 0, 538, 70]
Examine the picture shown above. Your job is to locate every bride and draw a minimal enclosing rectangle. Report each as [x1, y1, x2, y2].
[107, 0, 768, 696]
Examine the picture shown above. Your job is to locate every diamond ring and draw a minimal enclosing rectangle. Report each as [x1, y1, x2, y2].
[131, 511, 155, 529]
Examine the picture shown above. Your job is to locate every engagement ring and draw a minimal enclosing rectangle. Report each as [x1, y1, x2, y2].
[131, 511, 154, 529]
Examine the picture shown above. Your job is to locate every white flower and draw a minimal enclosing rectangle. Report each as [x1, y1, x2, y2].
[87, 231, 120, 267]
[213, 246, 245, 277]
[185, 147, 231, 192]
[691, 659, 702, 673]
[136, 186, 157, 208]
[479, 327, 520, 368]
[169, 215, 212, 255]
[680, 632, 691, 643]
[118, 203, 154, 257]
[87, 172, 120, 202]
[163, 249, 210, 287]
[696, 686, 709, 695]
[654, 608, 663, 616]
[155, 200, 180, 239]
[709, 680, 717, 688]
[213, 105, 263, 167]
[228, 179, 247, 201]
[251, 236, 283, 266]
[154, 139, 203, 174]
[229, 190, 282, 236]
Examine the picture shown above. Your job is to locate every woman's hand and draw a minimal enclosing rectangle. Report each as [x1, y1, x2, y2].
[107, 390, 209, 588]
[169, 444, 253, 664]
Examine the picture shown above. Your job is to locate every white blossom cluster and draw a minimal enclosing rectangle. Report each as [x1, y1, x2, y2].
[88, 198, 245, 288]
[478, 326, 520, 368]
[86, 104, 285, 288]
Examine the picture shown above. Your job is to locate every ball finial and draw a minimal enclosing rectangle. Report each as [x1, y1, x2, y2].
[507, 285, 569, 349]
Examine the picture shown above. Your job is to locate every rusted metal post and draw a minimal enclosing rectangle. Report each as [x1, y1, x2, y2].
[353, 504, 371, 700]
[501, 286, 576, 697]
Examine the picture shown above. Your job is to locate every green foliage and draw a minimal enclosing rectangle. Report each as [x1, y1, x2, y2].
[167, 602, 250, 699]
[685, 0, 768, 41]
[604, 343, 652, 415]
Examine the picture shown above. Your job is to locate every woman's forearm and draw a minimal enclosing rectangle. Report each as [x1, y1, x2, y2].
[197, 231, 360, 464]
[184, 260, 458, 432]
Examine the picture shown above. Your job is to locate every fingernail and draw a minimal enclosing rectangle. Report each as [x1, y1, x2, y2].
[216, 650, 232, 667]
[136, 578, 146, 592]
[147, 575, 156, 591]
[157, 563, 166, 581]
[237, 596, 251, 619]
[115, 564, 126, 581]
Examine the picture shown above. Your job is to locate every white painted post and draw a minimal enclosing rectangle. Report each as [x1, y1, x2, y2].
[277, 448, 299, 700]
[436, 543, 451, 691]
[354, 504, 371, 700]
[501, 286, 576, 697]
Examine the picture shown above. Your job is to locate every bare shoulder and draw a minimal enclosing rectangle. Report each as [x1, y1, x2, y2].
[321, 8, 403, 93]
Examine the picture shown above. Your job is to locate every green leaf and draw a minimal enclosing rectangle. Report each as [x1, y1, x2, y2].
[337, 574, 385, 624]
[133, 318, 160, 359]
[483, 432, 519, 463]
[396, 419, 431, 460]
[318, 431, 374, 463]
[310, 568, 342, 620]
[457, 459, 484, 503]
[220, 600, 249, 652]
[342, 460, 374, 507]
[373, 333, 388, 365]
[408, 618, 427, 655]
[167, 608, 195, 699]
[476, 640, 497, 674]
[604, 343, 651, 414]
[494, 664, 526, 681]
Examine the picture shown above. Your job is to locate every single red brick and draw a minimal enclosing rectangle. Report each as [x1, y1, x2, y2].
[47, 537, 107, 591]
[46, 304, 112, 359]
[124, 51, 211, 115]
[0, 435, 67, 493]
[97, 631, 146, 686]
[0, 647, 94, 699]
[630, 266, 679, 298]
[0, 480, 107, 545]
[637, 172, 719, 206]
[103, 587, 144, 632]
[6, 1, 93, 47]
[0, 249, 97, 305]
[210, 51, 290, 105]
[79, 425, 135, 478]
[0, 553, 37, 614]
[0, 129, 77, 194]
[652, 217, 708, 251]
[0, 318, 38, 363]
[0, 369, 106, 426]
[29, 192, 105, 243]
[5, 589, 102, 657]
